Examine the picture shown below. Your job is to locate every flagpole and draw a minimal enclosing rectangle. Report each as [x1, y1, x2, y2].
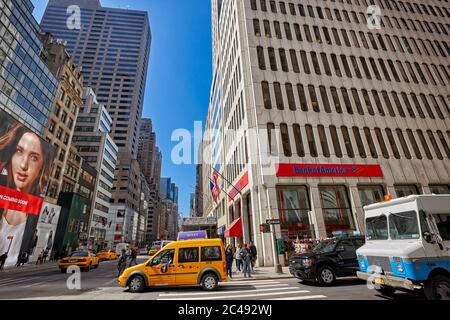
[211, 166, 242, 197]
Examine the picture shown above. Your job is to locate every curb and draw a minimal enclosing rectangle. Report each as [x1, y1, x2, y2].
[227, 274, 293, 282]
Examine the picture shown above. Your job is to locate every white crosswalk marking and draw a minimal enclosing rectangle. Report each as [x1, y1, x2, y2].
[156, 280, 327, 301]
[159, 286, 306, 297]
[158, 290, 311, 300]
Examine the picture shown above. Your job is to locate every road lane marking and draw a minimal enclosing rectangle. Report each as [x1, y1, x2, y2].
[158, 287, 308, 297]
[22, 282, 47, 288]
[0, 278, 33, 286]
[264, 295, 327, 300]
[220, 280, 278, 285]
[157, 290, 310, 300]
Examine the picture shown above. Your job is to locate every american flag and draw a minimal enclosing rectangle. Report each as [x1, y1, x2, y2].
[210, 171, 221, 203]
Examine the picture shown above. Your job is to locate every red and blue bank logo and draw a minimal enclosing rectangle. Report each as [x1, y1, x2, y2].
[276, 164, 383, 178]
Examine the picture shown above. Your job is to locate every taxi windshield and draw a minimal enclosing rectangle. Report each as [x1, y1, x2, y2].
[70, 252, 88, 257]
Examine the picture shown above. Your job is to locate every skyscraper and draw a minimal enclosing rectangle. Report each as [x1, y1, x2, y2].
[40, 0, 152, 244]
[0, 0, 58, 134]
[203, 0, 450, 267]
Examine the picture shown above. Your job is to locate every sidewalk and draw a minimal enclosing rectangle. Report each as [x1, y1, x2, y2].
[0, 261, 59, 275]
[228, 266, 292, 281]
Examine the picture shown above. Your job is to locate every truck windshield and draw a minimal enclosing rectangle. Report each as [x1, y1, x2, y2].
[366, 215, 388, 240]
[389, 211, 420, 240]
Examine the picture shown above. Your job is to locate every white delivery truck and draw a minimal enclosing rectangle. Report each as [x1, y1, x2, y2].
[356, 195, 450, 300]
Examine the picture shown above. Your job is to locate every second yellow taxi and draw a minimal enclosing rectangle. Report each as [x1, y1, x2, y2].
[59, 251, 99, 272]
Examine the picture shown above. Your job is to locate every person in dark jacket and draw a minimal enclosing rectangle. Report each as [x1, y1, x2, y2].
[241, 244, 252, 278]
[225, 244, 234, 278]
[117, 249, 128, 276]
[249, 241, 257, 270]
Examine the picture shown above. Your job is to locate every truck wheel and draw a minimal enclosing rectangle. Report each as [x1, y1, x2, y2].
[375, 286, 396, 297]
[317, 265, 336, 286]
[201, 273, 218, 291]
[128, 275, 146, 293]
[425, 275, 450, 300]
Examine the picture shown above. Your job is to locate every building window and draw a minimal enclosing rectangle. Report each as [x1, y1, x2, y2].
[261, 81, 272, 109]
[341, 126, 354, 158]
[267, 122, 275, 154]
[396, 129, 412, 159]
[436, 131, 450, 158]
[274, 21, 282, 39]
[49, 121, 56, 133]
[352, 127, 366, 158]
[277, 186, 312, 238]
[264, 20, 272, 37]
[290, 50, 300, 73]
[268, 47, 277, 70]
[319, 186, 355, 236]
[358, 185, 385, 207]
[300, 51, 310, 74]
[318, 125, 330, 157]
[329, 125, 342, 158]
[426, 130, 443, 160]
[341, 88, 353, 114]
[285, 83, 296, 111]
[330, 87, 342, 113]
[385, 128, 400, 159]
[253, 19, 261, 36]
[273, 82, 284, 110]
[395, 185, 420, 198]
[319, 86, 331, 113]
[280, 123, 292, 157]
[257, 46, 266, 70]
[364, 128, 378, 159]
[250, 0, 257, 10]
[279, 49, 289, 72]
[406, 129, 422, 159]
[308, 85, 319, 112]
[305, 125, 317, 157]
[321, 53, 331, 75]
[417, 130, 433, 160]
[296, 84, 308, 111]
[293, 124, 305, 157]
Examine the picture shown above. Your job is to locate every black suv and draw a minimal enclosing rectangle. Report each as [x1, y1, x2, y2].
[289, 236, 365, 286]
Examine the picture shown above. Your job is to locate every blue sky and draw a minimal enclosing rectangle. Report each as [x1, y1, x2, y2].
[32, 0, 213, 218]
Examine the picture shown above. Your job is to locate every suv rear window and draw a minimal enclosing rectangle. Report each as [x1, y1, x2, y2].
[201, 246, 222, 261]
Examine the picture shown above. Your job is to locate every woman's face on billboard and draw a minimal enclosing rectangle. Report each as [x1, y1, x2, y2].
[11, 132, 43, 193]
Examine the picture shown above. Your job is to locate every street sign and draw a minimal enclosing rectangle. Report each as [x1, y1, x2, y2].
[266, 219, 281, 225]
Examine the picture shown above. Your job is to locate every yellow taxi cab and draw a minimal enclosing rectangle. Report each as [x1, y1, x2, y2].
[118, 239, 227, 293]
[59, 251, 99, 272]
[96, 250, 118, 261]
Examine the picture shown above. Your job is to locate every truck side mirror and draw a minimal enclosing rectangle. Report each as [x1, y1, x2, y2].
[423, 232, 434, 243]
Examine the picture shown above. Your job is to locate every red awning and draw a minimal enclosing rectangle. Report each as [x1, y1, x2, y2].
[224, 217, 243, 238]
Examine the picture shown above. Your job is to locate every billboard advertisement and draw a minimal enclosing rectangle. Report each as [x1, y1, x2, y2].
[29, 202, 61, 262]
[0, 109, 55, 268]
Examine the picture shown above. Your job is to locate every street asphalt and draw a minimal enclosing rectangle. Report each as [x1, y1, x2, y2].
[0, 257, 424, 300]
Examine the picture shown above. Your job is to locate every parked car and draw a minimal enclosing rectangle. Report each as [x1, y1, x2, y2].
[59, 251, 99, 273]
[289, 236, 365, 286]
[96, 250, 118, 261]
[118, 238, 227, 293]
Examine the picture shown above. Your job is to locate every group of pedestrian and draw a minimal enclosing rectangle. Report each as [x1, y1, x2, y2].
[35, 249, 49, 265]
[225, 242, 258, 278]
[117, 246, 138, 276]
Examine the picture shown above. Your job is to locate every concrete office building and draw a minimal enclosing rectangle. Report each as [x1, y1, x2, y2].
[0, 0, 57, 134]
[40, 0, 152, 242]
[138, 118, 163, 243]
[203, 0, 450, 267]
[40, 33, 84, 203]
[73, 88, 118, 250]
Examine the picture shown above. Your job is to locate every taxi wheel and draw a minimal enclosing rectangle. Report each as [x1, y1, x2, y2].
[317, 265, 336, 286]
[201, 274, 218, 291]
[128, 275, 145, 293]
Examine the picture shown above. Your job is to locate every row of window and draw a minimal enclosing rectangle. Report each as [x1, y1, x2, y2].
[267, 123, 450, 161]
[256, 47, 450, 88]
[250, 0, 450, 32]
[253, 19, 450, 59]
[260, 81, 450, 120]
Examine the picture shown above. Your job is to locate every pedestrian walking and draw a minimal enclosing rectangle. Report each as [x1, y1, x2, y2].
[15, 251, 28, 267]
[0, 253, 8, 271]
[235, 243, 242, 272]
[240, 244, 252, 278]
[36, 250, 44, 265]
[225, 244, 234, 278]
[249, 241, 257, 270]
[129, 247, 138, 266]
[117, 249, 128, 276]
[42, 249, 49, 263]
